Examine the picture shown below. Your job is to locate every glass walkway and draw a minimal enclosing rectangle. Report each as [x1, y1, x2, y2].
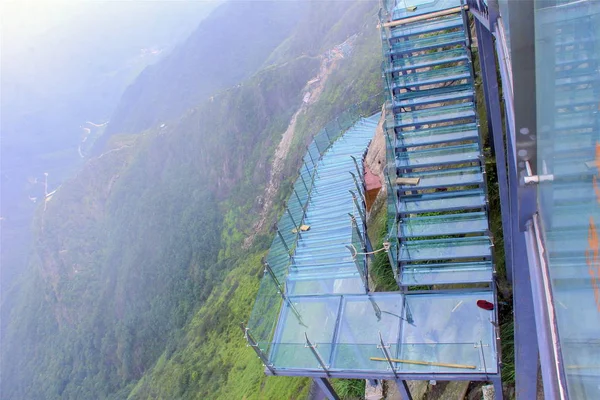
[246, 0, 501, 394]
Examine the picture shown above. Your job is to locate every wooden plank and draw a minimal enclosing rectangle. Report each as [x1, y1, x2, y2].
[378, 6, 468, 29]
[370, 356, 476, 369]
[396, 177, 421, 185]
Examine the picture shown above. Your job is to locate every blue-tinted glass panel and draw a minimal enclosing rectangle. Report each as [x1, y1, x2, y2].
[535, 0, 600, 397]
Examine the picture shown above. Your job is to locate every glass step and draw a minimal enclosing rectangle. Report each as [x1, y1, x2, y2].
[288, 270, 359, 282]
[397, 189, 486, 214]
[397, 166, 484, 190]
[399, 212, 489, 237]
[396, 122, 479, 147]
[393, 85, 474, 109]
[391, 0, 464, 21]
[389, 31, 466, 56]
[390, 14, 463, 39]
[287, 276, 364, 295]
[391, 65, 471, 90]
[387, 48, 469, 73]
[292, 258, 356, 268]
[401, 261, 493, 285]
[392, 102, 476, 129]
[396, 143, 481, 169]
[290, 262, 357, 274]
[399, 236, 492, 262]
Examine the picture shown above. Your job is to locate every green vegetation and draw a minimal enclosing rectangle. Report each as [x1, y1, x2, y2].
[368, 200, 397, 291]
[332, 378, 366, 400]
[0, 1, 384, 399]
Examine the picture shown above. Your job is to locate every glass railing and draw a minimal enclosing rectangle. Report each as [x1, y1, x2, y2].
[534, 0, 600, 398]
[268, 342, 494, 373]
[247, 96, 384, 353]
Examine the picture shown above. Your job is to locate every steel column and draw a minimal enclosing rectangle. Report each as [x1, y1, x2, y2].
[314, 378, 340, 400]
[475, 18, 513, 282]
[492, 375, 505, 400]
[505, 99, 541, 400]
[395, 379, 413, 400]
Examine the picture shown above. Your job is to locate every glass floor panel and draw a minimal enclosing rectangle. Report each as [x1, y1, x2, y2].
[396, 122, 479, 146]
[399, 237, 492, 262]
[389, 31, 466, 55]
[397, 189, 486, 214]
[388, 48, 468, 72]
[398, 166, 483, 189]
[393, 103, 476, 128]
[401, 261, 493, 285]
[272, 291, 498, 374]
[400, 212, 489, 237]
[392, 65, 470, 88]
[396, 143, 480, 168]
[395, 86, 474, 109]
[390, 14, 462, 39]
[391, 0, 463, 20]
[399, 291, 497, 373]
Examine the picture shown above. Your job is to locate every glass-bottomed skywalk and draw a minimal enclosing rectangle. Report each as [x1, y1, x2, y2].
[246, 0, 500, 391]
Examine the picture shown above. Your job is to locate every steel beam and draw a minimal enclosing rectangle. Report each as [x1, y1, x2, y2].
[264, 366, 501, 381]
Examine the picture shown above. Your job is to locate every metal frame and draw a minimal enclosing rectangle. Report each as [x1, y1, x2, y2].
[264, 366, 502, 382]
[484, 1, 574, 399]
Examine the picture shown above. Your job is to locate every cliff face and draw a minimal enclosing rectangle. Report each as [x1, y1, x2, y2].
[365, 107, 387, 183]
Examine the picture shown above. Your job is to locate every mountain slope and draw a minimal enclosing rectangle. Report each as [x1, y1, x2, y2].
[0, 1, 382, 399]
[100, 0, 309, 141]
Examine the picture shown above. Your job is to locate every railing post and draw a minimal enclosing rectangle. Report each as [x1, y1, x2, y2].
[240, 323, 276, 375]
[276, 229, 291, 254]
[349, 172, 366, 205]
[286, 207, 301, 238]
[264, 262, 306, 327]
[377, 331, 398, 378]
[349, 190, 366, 226]
[314, 378, 340, 400]
[304, 332, 330, 376]
[387, 222, 399, 281]
[348, 213, 366, 250]
[299, 169, 310, 194]
[293, 189, 305, 219]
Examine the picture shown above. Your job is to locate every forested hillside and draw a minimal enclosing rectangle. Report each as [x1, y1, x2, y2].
[0, 1, 382, 399]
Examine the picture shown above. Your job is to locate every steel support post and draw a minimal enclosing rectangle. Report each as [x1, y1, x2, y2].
[475, 18, 513, 283]
[314, 378, 340, 400]
[395, 379, 413, 400]
[503, 102, 541, 399]
[492, 375, 504, 400]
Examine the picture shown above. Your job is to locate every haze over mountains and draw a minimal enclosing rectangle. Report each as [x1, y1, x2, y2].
[0, 1, 382, 398]
[1, 0, 218, 297]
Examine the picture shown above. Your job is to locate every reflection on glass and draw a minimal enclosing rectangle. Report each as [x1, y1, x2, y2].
[535, 0, 600, 397]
